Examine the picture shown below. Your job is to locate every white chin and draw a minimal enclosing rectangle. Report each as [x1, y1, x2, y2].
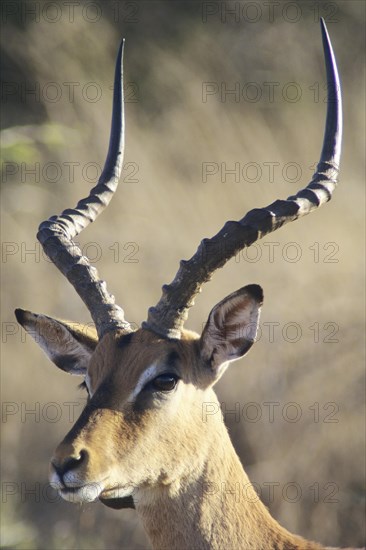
[59, 484, 103, 503]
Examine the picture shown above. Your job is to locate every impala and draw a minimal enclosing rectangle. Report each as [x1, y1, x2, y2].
[16, 20, 355, 550]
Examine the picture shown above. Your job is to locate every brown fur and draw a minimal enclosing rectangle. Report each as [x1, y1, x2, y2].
[16, 300, 359, 550]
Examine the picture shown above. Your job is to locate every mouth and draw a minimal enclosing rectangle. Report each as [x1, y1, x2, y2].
[55, 481, 135, 506]
[58, 483, 103, 503]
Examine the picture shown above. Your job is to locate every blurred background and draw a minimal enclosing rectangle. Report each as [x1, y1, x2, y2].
[1, 1, 365, 548]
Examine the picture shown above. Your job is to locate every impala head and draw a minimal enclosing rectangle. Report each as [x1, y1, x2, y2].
[16, 20, 342, 513]
[16, 285, 263, 507]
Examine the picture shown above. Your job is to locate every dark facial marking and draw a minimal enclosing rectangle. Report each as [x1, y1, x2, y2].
[117, 332, 134, 349]
[166, 350, 179, 368]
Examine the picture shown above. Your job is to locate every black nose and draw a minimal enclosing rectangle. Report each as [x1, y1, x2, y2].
[51, 449, 88, 483]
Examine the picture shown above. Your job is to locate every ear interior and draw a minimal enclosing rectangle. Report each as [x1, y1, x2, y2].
[200, 284, 263, 377]
[15, 309, 97, 375]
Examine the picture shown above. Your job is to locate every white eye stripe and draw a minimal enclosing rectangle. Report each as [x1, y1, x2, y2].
[127, 363, 159, 402]
[86, 363, 164, 402]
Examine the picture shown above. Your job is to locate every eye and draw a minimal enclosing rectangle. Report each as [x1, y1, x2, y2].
[151, 373, 179, 392]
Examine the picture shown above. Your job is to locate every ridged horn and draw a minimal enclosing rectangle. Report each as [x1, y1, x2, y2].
[37, 40, 131, 338]
[143, 19, 342, 339]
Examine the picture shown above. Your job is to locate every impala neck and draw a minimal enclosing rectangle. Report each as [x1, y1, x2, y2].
[133, 393, 324, 550]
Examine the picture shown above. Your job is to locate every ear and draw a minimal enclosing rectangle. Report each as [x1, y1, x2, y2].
[14, 309, 98, 375]
[200, 284, 263, 378]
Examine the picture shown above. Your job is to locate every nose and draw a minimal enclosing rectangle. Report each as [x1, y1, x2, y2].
[51, 448, 88, 485]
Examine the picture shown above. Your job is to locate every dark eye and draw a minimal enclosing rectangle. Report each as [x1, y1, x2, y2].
[151, 373, 178, 392]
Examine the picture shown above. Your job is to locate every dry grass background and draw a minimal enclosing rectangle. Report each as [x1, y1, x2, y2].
[1, 1, 365, 549]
